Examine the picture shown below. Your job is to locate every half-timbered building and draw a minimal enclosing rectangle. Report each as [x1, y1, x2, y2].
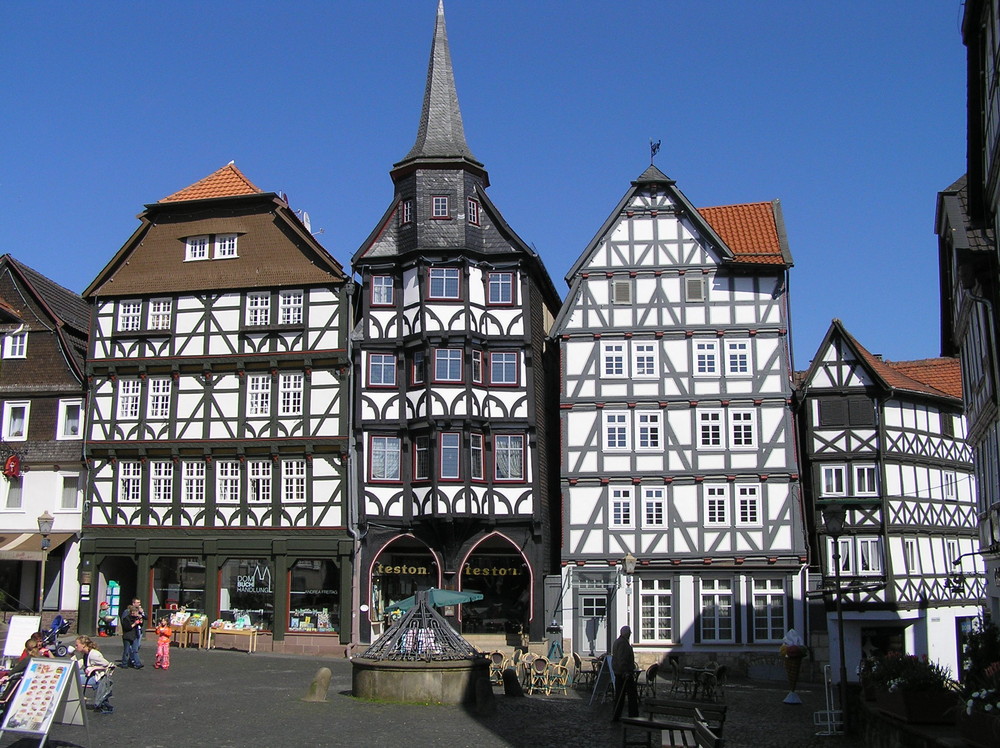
[81, 164, 352, 652]
[0, 255, 88, 617]
[553, 165, 805, 662]
[352, 2, 562, 643]
[797, 320, 982, 678]
[937, 0, 1000, 622]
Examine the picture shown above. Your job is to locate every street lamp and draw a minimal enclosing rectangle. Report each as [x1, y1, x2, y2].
[37, 511, 53, 613]
[822, 503, 849, 734]
[623, 552, 637, 629]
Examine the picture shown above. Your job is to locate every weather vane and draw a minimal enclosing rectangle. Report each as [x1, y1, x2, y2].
[650, 138, 661, 163]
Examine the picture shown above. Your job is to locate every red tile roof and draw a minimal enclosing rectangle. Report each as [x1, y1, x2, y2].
[159, 163, 262, 203]
[698, 202, 784, 264]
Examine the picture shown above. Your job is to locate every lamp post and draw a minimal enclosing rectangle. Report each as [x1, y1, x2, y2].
[822, 503, 849, 733]
[623, 552, 637, 629]
[37, 510, 54, 613]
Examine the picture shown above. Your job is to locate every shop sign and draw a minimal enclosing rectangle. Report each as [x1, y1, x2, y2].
[463, 564, 522, 577]
[236, 564, 272, 594]
[375, 563, 429, 576]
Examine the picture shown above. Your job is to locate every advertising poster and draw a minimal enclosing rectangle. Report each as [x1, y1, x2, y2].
[0, 659, 74, 735]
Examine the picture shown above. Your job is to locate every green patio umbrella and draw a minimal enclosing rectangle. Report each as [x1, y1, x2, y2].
[385, 587, 484, 613]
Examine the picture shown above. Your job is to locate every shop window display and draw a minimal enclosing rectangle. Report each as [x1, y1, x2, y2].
[460, 552, 529, 635]
[370, 552, 438, 628]
[150, 557, 205, 612]
[288, 559, 340, 633]
[219, 558, 274, 631]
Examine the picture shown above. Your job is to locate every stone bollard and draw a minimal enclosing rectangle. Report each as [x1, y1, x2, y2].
[474, 674, 496, 716]
[302, 667, 332, 702]
[502, 667, 524, 697]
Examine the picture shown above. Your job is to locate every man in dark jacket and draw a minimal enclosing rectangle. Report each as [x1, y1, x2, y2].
[611, 625, 638, 721]
[120, 603, 144, 668]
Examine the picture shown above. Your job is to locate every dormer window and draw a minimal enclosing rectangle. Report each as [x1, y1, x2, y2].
[3, 332, 26, 359]
[119, 301, 142, 332]
[432, 196, 449, 218]
[402, 199, 413, 225]
[467, 198, 481, 226]
[215, 234, 238, 259]
[186, 236, 209, 261]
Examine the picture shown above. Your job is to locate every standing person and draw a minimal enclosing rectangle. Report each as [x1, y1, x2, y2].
[120, 604, 143, 668]
[131, 599, 146, 656]
[154, 618, 172, 669]
[611, 625, 639, 722]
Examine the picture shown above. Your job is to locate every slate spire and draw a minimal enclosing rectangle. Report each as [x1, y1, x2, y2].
[394, 0, 484, 175]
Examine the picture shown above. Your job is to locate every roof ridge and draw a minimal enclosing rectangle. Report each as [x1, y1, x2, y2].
[159, 162, 263, 203]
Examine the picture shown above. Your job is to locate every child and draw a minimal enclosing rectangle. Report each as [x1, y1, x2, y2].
[154, 618, 172, 669]
[73, 636, 113, 713]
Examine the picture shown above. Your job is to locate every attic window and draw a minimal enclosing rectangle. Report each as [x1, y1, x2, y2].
[612, 279, 632, 305]
[3, 332, 27, 359]
[215, 234, 238, 259]
[468, 198, 481, 226]
[685, 276, 705, 302]
[402, 200, 413, 225]
[432, 196, 449, 219]
[186, 236, 209, 261]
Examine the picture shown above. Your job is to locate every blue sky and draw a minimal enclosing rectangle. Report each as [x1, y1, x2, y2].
[0, 1, 967, 370]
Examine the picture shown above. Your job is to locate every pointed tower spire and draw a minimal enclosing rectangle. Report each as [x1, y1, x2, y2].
[393, 1, 484, 177]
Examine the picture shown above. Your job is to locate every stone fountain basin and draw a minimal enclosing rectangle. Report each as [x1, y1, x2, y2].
[351, 657, 490, 705]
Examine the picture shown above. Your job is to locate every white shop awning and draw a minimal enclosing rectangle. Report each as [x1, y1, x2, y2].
[0, 532, 76, 561]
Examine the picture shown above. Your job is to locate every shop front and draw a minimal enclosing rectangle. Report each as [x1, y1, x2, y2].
[368, 540, 440, 636]
[459, 545, 530, 637]
[79, 531, 352, 655]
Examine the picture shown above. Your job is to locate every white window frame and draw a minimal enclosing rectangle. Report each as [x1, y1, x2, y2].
[56, 398, 83, 440]
[636, 412, 661, 450]
[247, 374, 271, 417]
[467, 197, 481, 226]
[602, 343, 626, 378]
[372, 276, 394, 306]
[726, 340, 751, 376]
[705, 485, 728, 526]
[150, 461, 173, 503]
[857, 537, 882, 575]
[429, 267, 460, 299]
[735, 484, 761, 526]
[185, 235, 209, 261]
[371, 436, 402, 481]
[685, 275, 706, 302]
[471, 350, 483, 384]
[414, 436, 430, 480]
[246, 292, 270, 326]
[401, 199, 413, 224]
[611, 278, 632, 305]
[942, 471, 958, 501]
[4, 476, 22, 508]
[698, 410, 723, 449]
[148, 299, 172, 331]
[118, 380, 140, 420]
[700, 578, 734, 642]
[729, 410, 756, 449]
[279, 290, 303, 325]
[632, 342, 657, 378]
[853, 464, 878, 496]
[118, 301, 142, 332]
[147, 378, 171, 420]
[3, 332, 27, 359]
[487, 272, 514, 304]
[605, 411, 630, 450]
[214, 234, 238, 259]
[440, 432, 460, 479]
[434, 349, 463, 382]
[59, 473, 80, 510]
[639, 577, 673, 643]
[694, 340, 718, 376]
[821, 464, 846, 496]
[282, 460, 306, 502]
[643, 487, 666, 528]
[183, 461, 205, 503]
[752, 578, 786, 642]
[279, 373, 304, 416]
[610, 487, 633, 528]
[369, 353, 397, 387]
[432, 195, 449, 218]
[494, 434, 524, 481]
[470, 433, 484, 480]
[119, 461, 141, 503]
[248, 460, 272, 502]
[216, 461, 241, 503]
[489, 351, 518, 385]
[904, 538, 918, 573]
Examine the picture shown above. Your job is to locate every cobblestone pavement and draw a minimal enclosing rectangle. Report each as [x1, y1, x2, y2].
[0, 648, 868, 748]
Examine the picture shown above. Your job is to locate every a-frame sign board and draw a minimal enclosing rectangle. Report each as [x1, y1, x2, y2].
[0, 658, 91, 747]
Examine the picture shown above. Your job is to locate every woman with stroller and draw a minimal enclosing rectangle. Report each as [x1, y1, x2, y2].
[73, 636, 113, 714]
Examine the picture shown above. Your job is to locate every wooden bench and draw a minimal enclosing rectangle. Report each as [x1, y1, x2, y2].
[643, 698, 727, 734]
[621, 716, 724, 748]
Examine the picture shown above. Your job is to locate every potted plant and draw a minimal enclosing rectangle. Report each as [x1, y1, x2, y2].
[866, 652, 958, 724]
[959, 620, 1000, 748]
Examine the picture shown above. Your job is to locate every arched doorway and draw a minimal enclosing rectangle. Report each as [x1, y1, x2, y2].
[369, 537, 440, 635]
[459, 535, 530, 636]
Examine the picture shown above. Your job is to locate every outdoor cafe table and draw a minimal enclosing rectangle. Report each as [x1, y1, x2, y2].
[683, 667, 718, 700]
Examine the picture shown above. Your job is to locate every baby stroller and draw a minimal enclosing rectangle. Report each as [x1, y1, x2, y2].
[42, 614, 74, 657]
[83, 663, 115, 714]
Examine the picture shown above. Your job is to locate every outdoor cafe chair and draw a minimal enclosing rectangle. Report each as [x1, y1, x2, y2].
[668, 659, 694, 697]
[520, 652, 538, 687]
[528, 655, 551, 695]
[549, 657, 570, 694]
[637, 662, 659, 700]
[489, 651, 506, 685]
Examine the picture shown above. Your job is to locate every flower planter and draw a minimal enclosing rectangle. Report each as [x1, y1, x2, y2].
[959, 710, 1000, 748]
[874, 690, 958, 725]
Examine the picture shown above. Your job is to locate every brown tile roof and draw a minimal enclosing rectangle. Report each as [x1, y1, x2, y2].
[839, 324, 963, 400]
[698, 202, 785, 264]
[159, 163, 262, 203]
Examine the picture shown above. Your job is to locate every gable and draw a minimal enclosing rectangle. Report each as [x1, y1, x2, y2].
[804, 336, 876, 390]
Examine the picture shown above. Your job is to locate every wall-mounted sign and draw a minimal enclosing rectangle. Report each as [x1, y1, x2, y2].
[463, 565, 523, 577]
